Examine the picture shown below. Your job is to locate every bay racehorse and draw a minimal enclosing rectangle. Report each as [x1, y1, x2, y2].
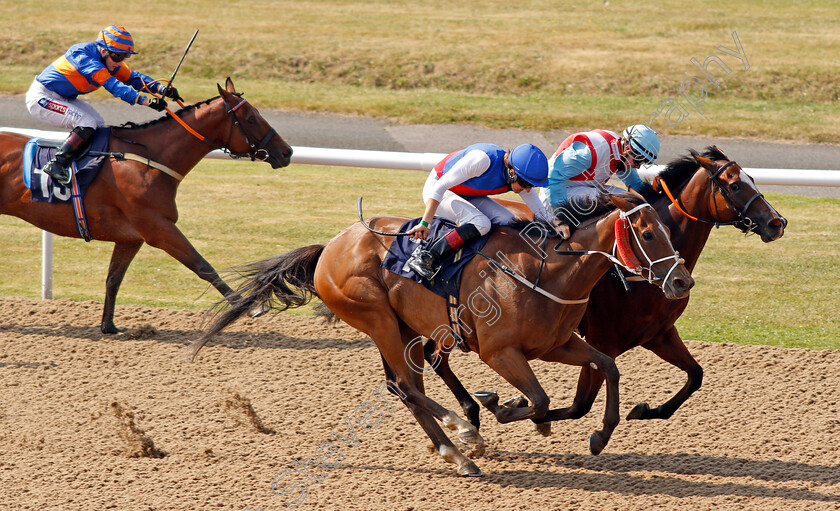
[0, 77, 292, 333]
[426, 146, 786, 453]
[190, 193, 694, 476]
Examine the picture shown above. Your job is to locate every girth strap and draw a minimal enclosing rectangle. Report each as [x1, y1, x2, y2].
[115, 153, 185, 182]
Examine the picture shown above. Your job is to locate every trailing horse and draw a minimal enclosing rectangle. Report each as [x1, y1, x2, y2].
[0, 78, 292, 333]
[190, 192, 694, 476]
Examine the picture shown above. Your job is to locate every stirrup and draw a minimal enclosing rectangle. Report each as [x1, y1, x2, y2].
[407, 250, 439, 280]
[42, 161, 71, 185]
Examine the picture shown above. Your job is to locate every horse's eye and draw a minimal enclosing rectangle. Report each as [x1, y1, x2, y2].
[642, 231, 653, 241]
[730, 182, 740, 192]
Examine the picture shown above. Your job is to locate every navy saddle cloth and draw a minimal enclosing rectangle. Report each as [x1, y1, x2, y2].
[381, 218, 491, 298]
[23, 128, 111, 203]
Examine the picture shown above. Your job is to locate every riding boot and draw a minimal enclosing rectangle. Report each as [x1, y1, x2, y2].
[42, 126, 95, 185]
[408, 224, 482, 280]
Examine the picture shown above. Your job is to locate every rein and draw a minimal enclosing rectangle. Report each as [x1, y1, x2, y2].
[653, 160, 767, 231]
[472, 250, 589, 305]
[145, 84, 276, 167]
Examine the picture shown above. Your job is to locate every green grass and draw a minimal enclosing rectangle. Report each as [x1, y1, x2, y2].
[1, 0, 839, 142]
[677, 194, 840, 349]
[0, 162, 837, 349]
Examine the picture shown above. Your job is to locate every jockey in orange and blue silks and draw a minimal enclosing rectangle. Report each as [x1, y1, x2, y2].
[406, 143, 554, 280]
[24, 25, 182, 185]
[540, 125, 660, 224]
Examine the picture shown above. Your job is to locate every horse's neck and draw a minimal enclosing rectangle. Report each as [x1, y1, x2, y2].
[113, 103, 223, 177]
[659, 173, 717, 271]
[543, 211, 618, 299]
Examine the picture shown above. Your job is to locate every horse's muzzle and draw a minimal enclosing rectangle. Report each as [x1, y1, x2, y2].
[663, 268, 694, 300]
[269, 146, 293, 169]
[759, 216, 786, 243]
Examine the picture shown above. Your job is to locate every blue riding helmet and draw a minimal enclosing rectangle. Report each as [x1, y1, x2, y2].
[622, 124, 660, 164]
[95, 25, 139, 55]
[508, 144, 549, 187]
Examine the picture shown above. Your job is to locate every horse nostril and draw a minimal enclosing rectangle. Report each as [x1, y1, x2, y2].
[770, 217, 786, 230]
[674, 278, 693, 291]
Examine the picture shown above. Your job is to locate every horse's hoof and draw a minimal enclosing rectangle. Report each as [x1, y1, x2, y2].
[248, 303, 269, 318]
[627, 402, 650, 420]
[473, 390, 499, 407]
[501, 395, 528, 408]
[534, 422, 552, 437]
[458, 429, 484, 447]
[101, 324, 124, 335]
[458, 460, 484, 477]
[589, 432, 607, 456]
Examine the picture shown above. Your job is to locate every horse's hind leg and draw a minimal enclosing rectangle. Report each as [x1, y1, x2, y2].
[381, 351, 483, 476]
[101, 241, 143, 334]
[423, 339, 481, 430]
[537, 333, 620, 456]
[358, 315, 482, 475]
[138, 219, 237, 299]
[627, 326, 703, 420]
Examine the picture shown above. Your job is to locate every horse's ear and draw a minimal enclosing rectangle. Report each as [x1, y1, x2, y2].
[217, 82, 224, 96]
[690, 149, 718, 172]
[225, 77, 235, 93]
[609, 194, 633, 212]
[710, 145, 730, 160]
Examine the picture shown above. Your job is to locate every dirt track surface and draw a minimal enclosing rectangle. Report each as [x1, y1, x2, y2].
[1, 297, 838, 510]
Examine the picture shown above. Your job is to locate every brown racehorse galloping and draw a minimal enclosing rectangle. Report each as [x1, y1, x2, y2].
[190, 193, 694, 476]
[0, 78, 292, 333]
[427, 147, 787, 452]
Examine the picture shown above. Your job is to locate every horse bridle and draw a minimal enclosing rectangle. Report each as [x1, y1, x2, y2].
[656, 160, 769, 233]
[554, 203, 684, 285]
[219, 95, 277, 162]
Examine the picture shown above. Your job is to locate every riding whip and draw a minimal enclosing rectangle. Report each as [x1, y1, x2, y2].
[357, 196, 412, 236]
[162, 29, 199, 99]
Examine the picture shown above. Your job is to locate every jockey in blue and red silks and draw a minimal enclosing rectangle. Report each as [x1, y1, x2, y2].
[406, 143, 555, 280]
[541, 124, 661, 226]
[25, 25, 183, 184]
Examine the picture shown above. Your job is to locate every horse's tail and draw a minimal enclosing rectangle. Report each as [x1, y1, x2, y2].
[188, 244, 325, 360]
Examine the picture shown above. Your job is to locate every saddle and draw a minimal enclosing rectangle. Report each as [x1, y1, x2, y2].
[23, 128, 112, 204]
[22, 128, 113, 241]
[382, 218, 492, 354]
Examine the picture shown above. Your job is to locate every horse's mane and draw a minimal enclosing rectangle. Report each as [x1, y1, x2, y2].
[654, 146, 729, 195]
[113, 96, 221, 130]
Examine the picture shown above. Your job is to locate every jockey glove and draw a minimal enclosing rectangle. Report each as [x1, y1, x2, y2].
[146, 97, 168, 111]
[162, 86, 183, 102]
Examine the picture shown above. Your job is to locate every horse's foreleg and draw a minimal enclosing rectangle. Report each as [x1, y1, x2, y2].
[423, 339, 481, 429]
[538, 333, 619, 455]
[539, 365, 605, 421]
[627, 326, 703, 421]
[101, 241, 143, 334]
[139, 220, 237, 300]
[475, 347, 550, 424]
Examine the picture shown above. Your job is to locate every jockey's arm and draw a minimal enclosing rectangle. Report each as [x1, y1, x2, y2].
[105, 64, 162, 104]
[616, 164, 646, 193]
[545, 141, 592, 209]
[428, 149, 491, 203]
[408, 150, 491, 239]
[518, 188, 553, 225]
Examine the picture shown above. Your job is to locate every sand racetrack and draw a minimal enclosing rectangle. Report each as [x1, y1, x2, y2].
[0, 297, 838, 510]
